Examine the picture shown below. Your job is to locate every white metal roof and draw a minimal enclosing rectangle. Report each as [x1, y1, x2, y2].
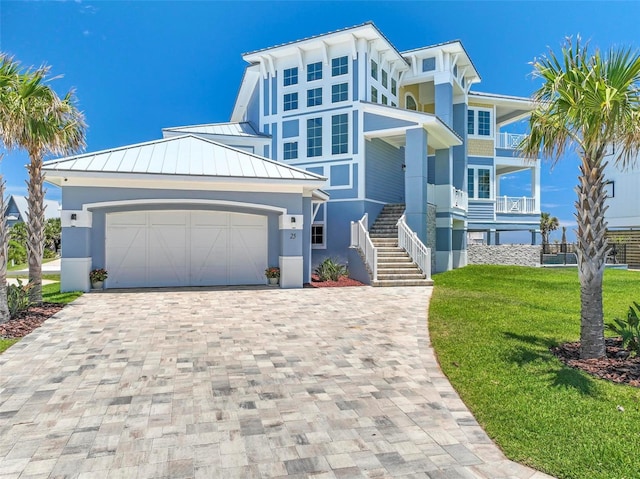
[42, 135, 324, 182]
[162, 122, 269, 138]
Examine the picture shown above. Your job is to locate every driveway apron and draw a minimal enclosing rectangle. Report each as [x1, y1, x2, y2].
[0, 287, 553, 478]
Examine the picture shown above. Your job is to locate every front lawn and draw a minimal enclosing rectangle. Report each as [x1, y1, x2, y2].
[429, 266, 640, 479]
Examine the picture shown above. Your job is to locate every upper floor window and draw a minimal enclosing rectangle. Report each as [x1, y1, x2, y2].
[307, 118, 322, 157]
[331, 56, 348, 76]
[381, 70, 388, 88]
[307, 62, 322, 81]
[307, 88, 322, 107]
[468, 108, 493, 137]
[284, 67, 298, 86]
[391, 78, 397, 96]
[331, 114, 348, 155]
[381, 94, 388, 105]
[371, 60, 378, 80]
[468, 167, 491, 199]
[283, 92, 298, 111]
[371, 86, 378, 103]
[406, 93, 417, 111]
[283, 141, 298, 160]
[332, 83, 348, 103]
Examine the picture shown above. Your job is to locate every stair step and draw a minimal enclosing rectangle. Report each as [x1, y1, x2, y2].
[378, 251, 411, 258]
[378, 262, 417, 268]
[378, 268, 423, 274]
[372, 279, 433, 287]
[377, 273, 426, 280]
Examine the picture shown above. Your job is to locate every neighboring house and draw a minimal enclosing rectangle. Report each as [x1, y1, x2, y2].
[5, 195, 60, 227]
[43, 22, 540, 292]
[604, 163, 640, 268]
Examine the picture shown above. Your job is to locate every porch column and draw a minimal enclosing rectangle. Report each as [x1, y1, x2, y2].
[302, 196, 312, 283]
[531, 230, 539, 245]
[452, 220, 467, 269]
[495, 231, 501, 245]
[532, 165, 541, 212]
[452, 101, 467, 191]
[487, 229, 496, 245]
[60, 209, 92, 292]
[404, 127, 428, 243]
[279, 213, 304, 288]
[435, 148, 453, 272]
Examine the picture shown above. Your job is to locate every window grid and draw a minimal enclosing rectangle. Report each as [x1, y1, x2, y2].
[283, 67, 298, 86]
[478, 169, 491, 198]
[307, 118, 322, 157]
[371, 60, 378, 80]
[283, 92, 298, 111]
[467, 169, 475, 198]
[331, 56, 348, 76]
[391, 78, 397, 96]
[478, 110, 491, 136]
[467, 110, 475, 135]
[371, 86, 378, 103]
[331, 114, 348, 155]
[312, 224, 325, 247]
[307, 62, 323, 81]
[332, 83, 348, 103]
[283, 142, 298, 160]
[382, 94, 388, 105]
[381, 70, 388, 88]
[307, 87, 322, 107]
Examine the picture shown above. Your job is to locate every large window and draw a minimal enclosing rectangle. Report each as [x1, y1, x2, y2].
[307, 62, 323, 81]
[283, 92, 298, 111]
[307, 87, 322, 107]
[468, 167, 491, 199]
[331, 56, 348, 76]
[284, 67, 298, 86]
[283, 142, 298, 160]
[468, 108, 492, 137]
[307, 118, 322, 157]
[332, 83, 348, 103]
[331, 114, 348, 155]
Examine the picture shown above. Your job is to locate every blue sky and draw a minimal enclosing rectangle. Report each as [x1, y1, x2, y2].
[2, 0, 639, 242]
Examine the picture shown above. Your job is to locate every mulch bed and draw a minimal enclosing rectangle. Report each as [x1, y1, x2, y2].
[304, 274, 365, 288]
[0, 303, 64, 339]
[552, 338, 640, 387]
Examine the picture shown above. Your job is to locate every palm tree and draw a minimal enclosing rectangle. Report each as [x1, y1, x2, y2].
[540, 212, 559, 245]
[0, 54, 86, 303]
[520, 38, 640, 359]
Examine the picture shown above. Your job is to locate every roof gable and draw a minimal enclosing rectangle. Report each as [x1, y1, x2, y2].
[162, 122, 270, 139]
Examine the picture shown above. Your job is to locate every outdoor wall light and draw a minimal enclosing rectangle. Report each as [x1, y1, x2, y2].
[70, 213, 77, 227]
[291, 216, 296, 223]
[402, 164, 406, 171]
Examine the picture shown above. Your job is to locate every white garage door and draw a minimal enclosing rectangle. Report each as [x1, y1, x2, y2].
[106, 210, 268, 288]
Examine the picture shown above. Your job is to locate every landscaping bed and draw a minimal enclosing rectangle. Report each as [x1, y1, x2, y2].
[305, 274, 365, 288]
[0, 303, 64, 339]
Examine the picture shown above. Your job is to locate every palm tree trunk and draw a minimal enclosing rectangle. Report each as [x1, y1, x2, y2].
[0, 174, 9, 324]
[575, 157, 608, 359]
[26, 150, 45, 305]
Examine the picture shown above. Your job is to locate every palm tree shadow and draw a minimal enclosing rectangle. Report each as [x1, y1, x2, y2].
[502, 332, 598, 397]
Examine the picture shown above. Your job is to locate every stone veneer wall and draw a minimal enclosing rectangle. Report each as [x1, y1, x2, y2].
[467, 244, 541, 267]
[427, 203, 437, 274]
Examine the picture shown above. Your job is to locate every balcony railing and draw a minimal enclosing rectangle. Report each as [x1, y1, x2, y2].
[432, 184, 468, 211]
[496, 196, 537, 214]
[496, 132, 526, 149]
[349, 213, 377, 281]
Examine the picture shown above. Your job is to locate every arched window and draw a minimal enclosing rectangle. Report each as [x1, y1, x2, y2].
[405, 93, 417, 111]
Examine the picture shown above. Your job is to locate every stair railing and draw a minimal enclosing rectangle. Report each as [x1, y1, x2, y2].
[350, 213, 377, 281]
[397, 214, 431, 280]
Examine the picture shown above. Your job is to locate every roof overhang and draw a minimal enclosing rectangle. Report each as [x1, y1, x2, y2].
[231, 65, 261, 122]
[469, 92, 533, 126]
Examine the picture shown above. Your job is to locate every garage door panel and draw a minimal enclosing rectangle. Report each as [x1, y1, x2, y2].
[106, 210, 268, 288]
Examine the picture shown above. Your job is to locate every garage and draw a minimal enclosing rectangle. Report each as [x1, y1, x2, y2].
[106, 210, 267, 288]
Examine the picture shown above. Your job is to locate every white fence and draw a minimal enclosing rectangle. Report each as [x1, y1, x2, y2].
[397, 214, 431, 280]
[496, 196, 536, 214]
[496, 132, 526, 149]
[350, 213, 377, 281]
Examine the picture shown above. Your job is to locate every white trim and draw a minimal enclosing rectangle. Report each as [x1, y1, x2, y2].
[467, 166, 494, 200]
[81, 199, 288, 215]
[61, 257, 92, 293]
[467, 106, 494, 139]
[279, 255, 303, 289]
[311, 221, 326, 250]
[325, 161, 354, 190]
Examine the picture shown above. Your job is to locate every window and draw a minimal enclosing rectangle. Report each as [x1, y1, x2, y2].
[307, 62, 322, 81]
[381, 70, 388, 88]
[283, 92, 298, 111]
[381, 94, 388, 105]
[406, 94, 417, 110]
[468, 108, 492, 137]
[371, 60, 378, 80]
[307, 87, 322, 107]
[391, 78, 397, 96]
[331, 114, 348, 155]
[332, 83, 348, 103]
[283, 142, 298, 160]
[468, 168, 491, 199]
[391, 102, 396, 107]
[307, 118, 322, 157]
[284, 67, 298, 86]
[312, 224, 325, 248]
[371, 86, 378, 103]
[331, 56, 348, 76]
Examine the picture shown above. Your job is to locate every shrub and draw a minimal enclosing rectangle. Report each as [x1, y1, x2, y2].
[43, 248, 57, 259]
[607, 302, 640, 356]
[7, 279, 32, 319]
[89, 268, 108, 282]
[314, 258, 348, 282]
[7, 239, 26, 265]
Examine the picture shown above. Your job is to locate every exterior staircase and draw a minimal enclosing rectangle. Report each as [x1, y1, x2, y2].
[369, 204, 433, 287]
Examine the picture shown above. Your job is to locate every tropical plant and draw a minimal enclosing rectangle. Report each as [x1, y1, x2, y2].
[314, 258, 348, 282]
[89, 268, 108, 283]
[264, 267, 280, 279]
[0, 53, 86, 304]
[540, 212, 559, 244]
[520, 37, 640, 359]
[7, 240, 26, 266]
[607, 302, 640, 356]
[7, 278, 32, 319]
[44, 218, 61, 253]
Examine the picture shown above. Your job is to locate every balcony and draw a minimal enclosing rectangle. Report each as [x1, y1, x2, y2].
[431, 184, 468, 212]
[496, 132, 526, 150]
[496, 196, 537, 214]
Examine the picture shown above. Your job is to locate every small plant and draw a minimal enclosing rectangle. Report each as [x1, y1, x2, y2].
[314, 258, 348, 282]
[607, 302, 640, 356]
[7, 279, 33, 319]
[264, 267, 280, 279]
[89, 268, 108, 283]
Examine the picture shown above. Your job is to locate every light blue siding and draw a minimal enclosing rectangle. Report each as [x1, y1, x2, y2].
[271, 123, 277, 159]
[327, 164, 358, 199]
[246, 86, 260, 125]
[306, 166, 323, 176]
[352, 58, 358, 100]
[365, 138, 405, 203]
[496, 148, 519, 158]
[468, 201, 495, 221]
[405, 128, 428, 243]
[363, 113, 416, 132]
[330, 164, 350, 186]
[436, 227, 452, 251]
[428, 156, 435, 184]
[282, 120, 299, 138]
[434, 149, 450, 185]
[435, 83, 453, 127]
[468, 156, 493, 166]
[452, 102, 467, 190]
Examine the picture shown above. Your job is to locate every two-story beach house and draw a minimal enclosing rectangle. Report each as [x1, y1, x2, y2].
[44, 22, 540, 292]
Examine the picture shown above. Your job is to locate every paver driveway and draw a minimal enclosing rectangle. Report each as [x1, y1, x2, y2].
[0, 287, 552, 479]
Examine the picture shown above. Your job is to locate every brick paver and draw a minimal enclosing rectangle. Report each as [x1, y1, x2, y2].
[0, 286, 553, 478]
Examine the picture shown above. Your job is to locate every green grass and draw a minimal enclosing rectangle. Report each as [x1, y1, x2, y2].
[429, 265, 640, 479]
[0, 338, 18, 354]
